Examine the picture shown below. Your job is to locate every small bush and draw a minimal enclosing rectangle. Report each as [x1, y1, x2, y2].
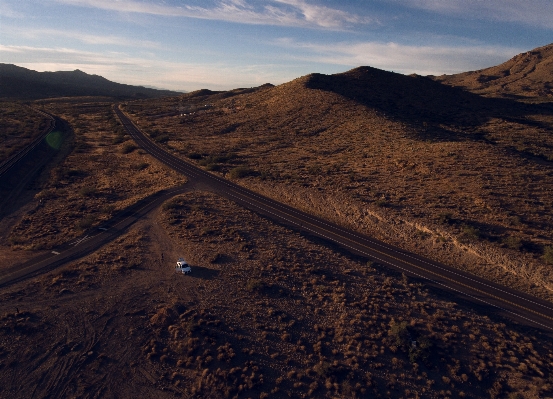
[8, 235, 25, 246]
[246, 279, 264, 292]
[461, 225, 480, 241]
[112, 134, 126, 145]
[389, 321, 410, 347]
[229, 166, 253, 179]
[374, 199, 388, 207]
[77, 215, 96, 230]
[121, 143, 137, 154]
[543, 246, 553, 265]
[154, 134, 169, 143]
[188, 152, 203, 160]
[437, 212, 453, 224]
[133, 162, 149, 171]
[79, 186, 98, 197]
[162, 199, 186, 211]
[101, 204, 115, 214]
[502, 236, 522, 251]
[205, 163, 220, 171]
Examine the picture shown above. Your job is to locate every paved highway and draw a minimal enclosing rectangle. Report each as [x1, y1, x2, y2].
[114, 104, 553, 332]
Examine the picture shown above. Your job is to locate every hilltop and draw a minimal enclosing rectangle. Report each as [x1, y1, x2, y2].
[0, 64, 181, 100]
[435, 43, 553, 99]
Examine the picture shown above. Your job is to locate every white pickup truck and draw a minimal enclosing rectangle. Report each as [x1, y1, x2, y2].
[175, 258, 192, 274]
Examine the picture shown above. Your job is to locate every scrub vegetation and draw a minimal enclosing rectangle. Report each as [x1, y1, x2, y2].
[122, 44, 553, 303]
[1, 44, 553, 398]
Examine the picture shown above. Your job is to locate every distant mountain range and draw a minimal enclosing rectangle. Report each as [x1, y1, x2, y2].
[0, 64, 181, 100]
[2, 42, 552, 102]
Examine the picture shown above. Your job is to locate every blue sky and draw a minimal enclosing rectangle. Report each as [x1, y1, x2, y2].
[1, 0, 552, 91]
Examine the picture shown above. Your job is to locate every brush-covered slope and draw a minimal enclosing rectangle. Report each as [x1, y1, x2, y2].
[128, 65, 553, 300]
[0, 64, 180, 100]
[434, 43, 553, 99]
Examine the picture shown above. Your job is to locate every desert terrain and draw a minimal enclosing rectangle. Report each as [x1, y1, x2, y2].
[1, 44, 553, 398]
[122, 45, 553, 302]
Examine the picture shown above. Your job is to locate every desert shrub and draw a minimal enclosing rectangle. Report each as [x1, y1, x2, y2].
[389, 321, 411, 347]
[79, 186, 98, 197]
[77, 215, 96, 230]
[543, 246, 553, 265]
[74, 140, 91, 153]
[437, 212, 453, 224]
[188, 152, 203, 159]
[101, 204, 115, 214]
[389, 321, 433, 363]
[461, 225, 480, 241]
[217, 123, 240, 135]
[162, 198, 186, 211]
[229, 166, 253, 179]
[374, 199, 388, 207]
[313, 361, 331, 377]
[8, 235, 25, 246]
[246, 279, 265, 292]
[121, 143, 137, 154]
[502, 236, 522, 251]
[112, 134, 126, 144]
[133, 162, 149, 171]
[154, 134, 169, 143]
[205, 163, 220, 171]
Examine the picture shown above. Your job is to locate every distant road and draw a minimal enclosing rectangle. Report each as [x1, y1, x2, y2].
[114, 104, 553, 333]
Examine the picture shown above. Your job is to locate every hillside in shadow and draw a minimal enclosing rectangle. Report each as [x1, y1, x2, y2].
[304, 66, 553, 142]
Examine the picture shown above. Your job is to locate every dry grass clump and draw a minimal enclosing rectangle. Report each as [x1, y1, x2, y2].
[5, 100, 185, 251]
[124, 69, 553, 300]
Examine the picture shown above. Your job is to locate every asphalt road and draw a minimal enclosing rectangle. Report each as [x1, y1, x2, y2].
[114, 104, 553, 333]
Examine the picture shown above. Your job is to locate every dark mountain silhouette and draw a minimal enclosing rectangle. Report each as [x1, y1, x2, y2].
[0, 64, 181, 100]
[434, 42, 553, 99]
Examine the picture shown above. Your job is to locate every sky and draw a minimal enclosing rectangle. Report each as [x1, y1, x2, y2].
[1, 0, 552, 91]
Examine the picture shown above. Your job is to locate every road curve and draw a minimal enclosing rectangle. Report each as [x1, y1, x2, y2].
[114, 104, 553, 333]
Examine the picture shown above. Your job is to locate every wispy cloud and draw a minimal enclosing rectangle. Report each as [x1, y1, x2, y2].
[275, 39, 522, 75]
[0, 2, 25, 18]
[390, 0, 553, 29]
[8, 27, 160, 48]
[273, 0, 372, 28]
[54, 0, 372, 29]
